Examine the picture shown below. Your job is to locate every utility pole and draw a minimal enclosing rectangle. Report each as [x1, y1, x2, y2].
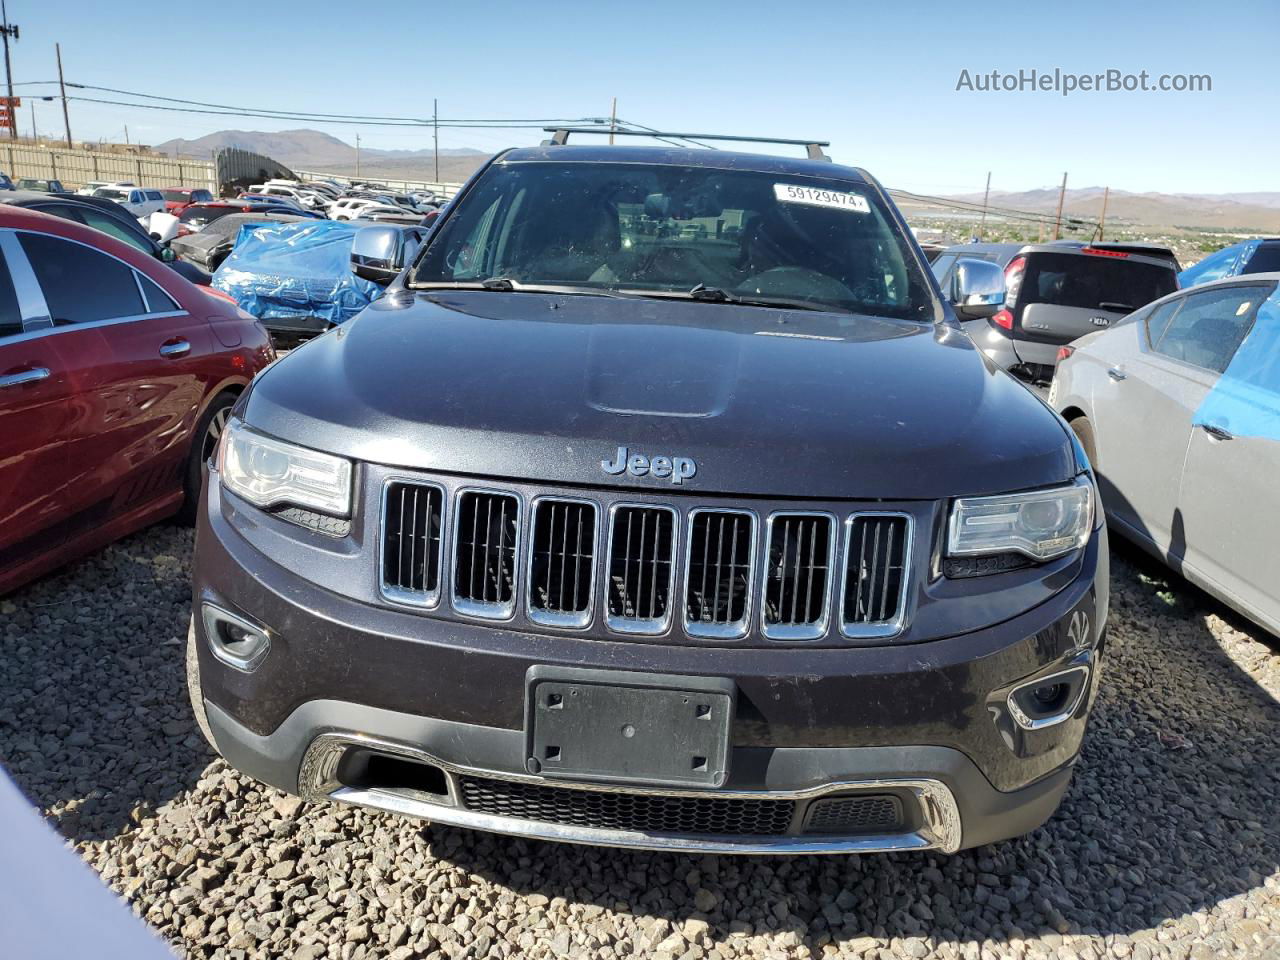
[123, 124, 129, 145]
[1, 0, 18, 140]
[978, 171, 991, 240]
[432, 98, 439, 182]
[355, 133, 361, 178]
[1097, 185, 1110, 241]
[28, 98, 34, 141]
[1053, 172, 1068, 240]
[56, 42, 71, 148]
[609, 97, 617, 145]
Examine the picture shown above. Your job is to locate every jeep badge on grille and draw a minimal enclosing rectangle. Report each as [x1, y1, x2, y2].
[601, 446, 697, 484]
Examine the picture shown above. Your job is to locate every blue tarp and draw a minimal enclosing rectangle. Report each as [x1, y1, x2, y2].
[1193, 294, 1280, 442]
[212, 220, 381, 327]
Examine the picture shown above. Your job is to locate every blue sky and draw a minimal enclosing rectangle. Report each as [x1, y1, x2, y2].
[9, 0, 1277, 194]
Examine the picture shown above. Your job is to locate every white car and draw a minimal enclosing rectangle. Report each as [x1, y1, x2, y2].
[249, 184, 331, 212]
[92, 186, 166, 217]
[328, 197, 396, 220]
[77, 180, 135, 197]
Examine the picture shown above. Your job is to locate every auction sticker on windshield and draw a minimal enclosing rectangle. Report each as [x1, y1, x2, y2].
[773, 183, 870, 213]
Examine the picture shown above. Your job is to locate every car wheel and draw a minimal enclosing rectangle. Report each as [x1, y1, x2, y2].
[1069, 415, 1098, 471]
[178, 391, 235, 525]
[186, 615, 219, 753]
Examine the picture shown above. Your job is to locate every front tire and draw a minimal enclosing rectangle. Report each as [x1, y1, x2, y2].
[178, 391, 235, 525]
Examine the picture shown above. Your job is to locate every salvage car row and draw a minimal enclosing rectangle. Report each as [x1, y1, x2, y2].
[2, 133, 1278, 860]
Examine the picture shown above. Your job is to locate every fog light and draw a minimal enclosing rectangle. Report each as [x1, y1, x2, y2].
[1032, 683, 1068, 706]
[1007, 665, 1090, 731]
[201, 603, 271, 672]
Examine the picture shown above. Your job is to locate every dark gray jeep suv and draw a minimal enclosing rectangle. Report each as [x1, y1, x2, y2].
[188, 134, 1109, 854]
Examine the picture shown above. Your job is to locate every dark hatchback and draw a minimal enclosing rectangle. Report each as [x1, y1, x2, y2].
[189, 140, 1108, 854]
[935, 241, 1179, 383]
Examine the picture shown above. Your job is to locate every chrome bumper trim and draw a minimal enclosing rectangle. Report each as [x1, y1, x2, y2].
[298, 731, 963, 855]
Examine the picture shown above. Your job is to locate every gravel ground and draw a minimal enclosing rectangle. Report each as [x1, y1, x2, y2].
[4, 525, 1280, 960]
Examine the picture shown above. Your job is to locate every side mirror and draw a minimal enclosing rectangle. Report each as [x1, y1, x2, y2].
[350, 225, 402, 285]
[949, 258, 1005, 320]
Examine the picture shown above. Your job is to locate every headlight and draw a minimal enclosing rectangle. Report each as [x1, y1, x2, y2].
[947, 476, 1094, 562]
[217, 419, 352, 516]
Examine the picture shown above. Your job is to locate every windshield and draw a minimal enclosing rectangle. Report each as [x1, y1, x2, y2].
[94, 188, 129, 201]
[411, 161, 934, 319]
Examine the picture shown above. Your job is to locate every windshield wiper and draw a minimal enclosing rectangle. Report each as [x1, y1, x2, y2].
[411, 278, 639, 299]
[688, 283, 740, 303]
[1098, 301, 1134, 312]
[625, 284, 832, 312]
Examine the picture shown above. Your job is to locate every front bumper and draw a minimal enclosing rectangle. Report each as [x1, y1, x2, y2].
[193, 476, 1108, 853]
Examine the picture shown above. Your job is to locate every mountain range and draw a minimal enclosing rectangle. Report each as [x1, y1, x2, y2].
[151, 129, 1280, 231]
[941, 187, 1280, 232]
[153, 128, 490, 184]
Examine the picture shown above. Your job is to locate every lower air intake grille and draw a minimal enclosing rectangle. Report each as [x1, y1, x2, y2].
[382, 482, 444, 603]
[453, 491, 520, 618]
[804, 794, 903, 833]
[528, 499, 597, 626]
[686, 510, 755, 637]
[842, 514, 911, 636]
[606, 506, 675, 632]
[764, 513, 833, 638]
[458, 776, 795, 836]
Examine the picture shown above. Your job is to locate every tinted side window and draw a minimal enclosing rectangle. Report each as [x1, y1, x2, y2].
[138, 273, 179, 313]
[77, 209, 151, 253]
[19, 233, 145, 325]
[1151, 285, 1267, 374]
[1143, 299, 1183, 345]
[0, 250, 22, 338]
[1243, 243, 1280, 275]
[146, 191, 163, 201]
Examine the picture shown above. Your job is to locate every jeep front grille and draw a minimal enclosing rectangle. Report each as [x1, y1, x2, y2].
[606, 505, 676, 634]
[763, 512, 834, 639]
[457, 775, 796, 836]
[452, 490, 520, 619]
[381, 481, 444, 606]
[527, 498, 597, 627]
[684, 509, 755, 638]
[841, 514, 912, 637]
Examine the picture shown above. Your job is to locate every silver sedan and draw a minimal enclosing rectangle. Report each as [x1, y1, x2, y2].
[1051, 273, 1280, 636]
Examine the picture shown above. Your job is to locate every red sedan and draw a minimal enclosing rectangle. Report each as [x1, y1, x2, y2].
[161, 187, 215, 213]
[0, 206, 275, 595]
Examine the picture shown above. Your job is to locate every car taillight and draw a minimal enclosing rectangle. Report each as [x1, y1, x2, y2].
[1080, 247, 1128, 258]
[991, 309, 1014, 331]
[1003, 256, 1026, 309]
[1056, 346, 1075, 361]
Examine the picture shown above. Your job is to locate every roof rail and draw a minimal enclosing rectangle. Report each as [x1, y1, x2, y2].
[540, 127, 831, 161]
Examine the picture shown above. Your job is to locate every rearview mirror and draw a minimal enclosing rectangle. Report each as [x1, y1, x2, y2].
[350, 226, 403, 285]
[949, 258, 1005, 320]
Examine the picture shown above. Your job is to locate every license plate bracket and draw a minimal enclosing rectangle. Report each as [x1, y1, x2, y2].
[525, 666, 735, 788]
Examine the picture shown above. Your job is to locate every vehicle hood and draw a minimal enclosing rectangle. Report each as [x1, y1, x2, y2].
[243, 292, 1075, 499]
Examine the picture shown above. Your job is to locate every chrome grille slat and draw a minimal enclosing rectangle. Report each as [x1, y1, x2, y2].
[452, 490, 520, 619]
[763, 512, 834, 640]
[841, 513, 912, 639]
[527, 497, 597, 628]
[380, 481, 445, 607]
[684, 509, 755, 639]
[606, 504, 676, 634]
